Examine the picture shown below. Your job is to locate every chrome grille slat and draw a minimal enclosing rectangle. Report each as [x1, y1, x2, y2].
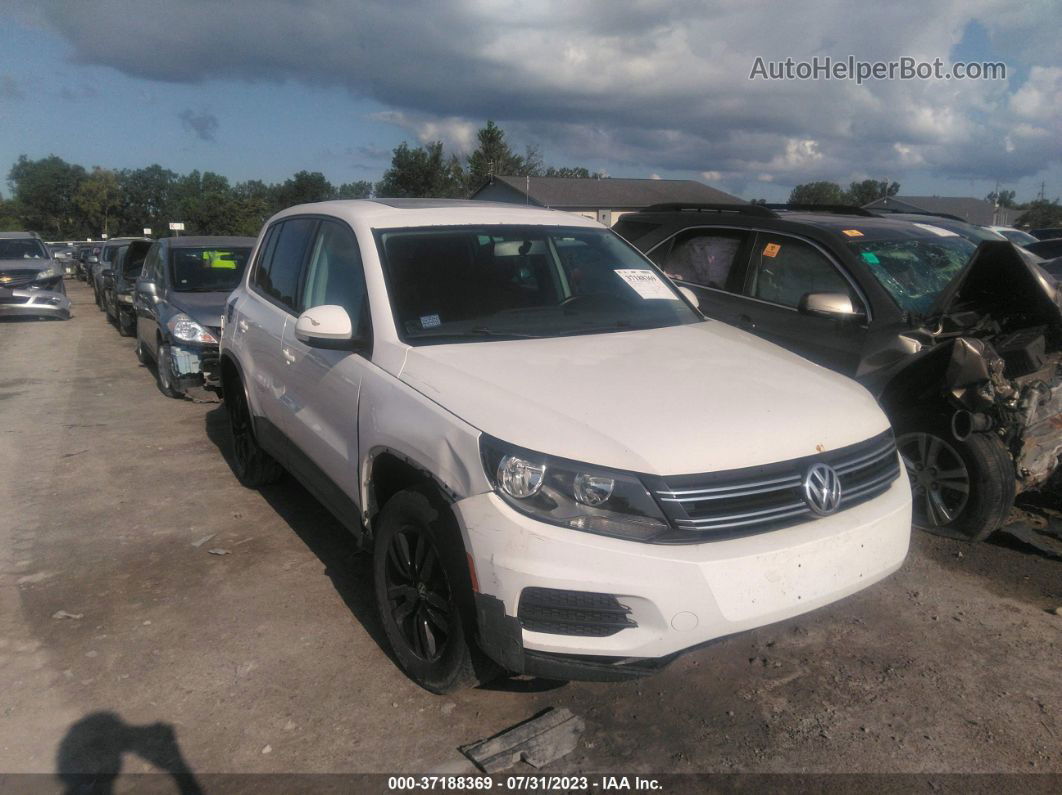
[652, 431, 900, 541]
[674, 500, 809, 526]
[657, 473, 801, 498]
[674, 506, 812, 531]
[659, 478, 803, 502]
[834, 443, 897, 475]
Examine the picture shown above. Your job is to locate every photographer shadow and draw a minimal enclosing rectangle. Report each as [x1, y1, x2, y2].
[56, 711, 202, 794]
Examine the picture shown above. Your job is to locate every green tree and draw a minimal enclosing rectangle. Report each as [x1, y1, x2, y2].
[846, 179, 899, 206]
[230, 179, 274, 237]
[75, 167, 121, 237]
[0, 193, 21, 231]
[274, 170, 336, 209]
[7, 154, 87, 237]
[1015, 199, 1062, 229]
[375, 142, 465, 198]
[465, 120, 531, 191]
[986, 189, 1016, 208]
[117, 165, 178, 234]
[788, 181, 847, 205]
[543, 166, 601, 179]
[336, 180, 373, 199]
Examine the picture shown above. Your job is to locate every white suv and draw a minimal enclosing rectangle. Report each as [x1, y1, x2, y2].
[220, 199, 912, 692]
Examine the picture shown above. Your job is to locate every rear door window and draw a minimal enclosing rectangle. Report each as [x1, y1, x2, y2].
[254, 218, 317, 312]
[653, 230, 751, 292]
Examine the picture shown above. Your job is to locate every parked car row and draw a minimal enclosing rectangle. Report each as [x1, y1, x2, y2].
[86, 235, 256, 400]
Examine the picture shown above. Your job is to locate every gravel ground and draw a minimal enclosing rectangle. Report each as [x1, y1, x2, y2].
[1, 281, 1059, 786]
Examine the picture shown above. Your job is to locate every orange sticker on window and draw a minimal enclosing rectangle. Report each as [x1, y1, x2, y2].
[842, 229, 864, 237]
[762, 243, 781, 258]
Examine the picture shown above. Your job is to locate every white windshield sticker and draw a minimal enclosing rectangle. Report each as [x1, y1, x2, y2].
[912, 222, 959, 237]
[614, 269, 680, 300]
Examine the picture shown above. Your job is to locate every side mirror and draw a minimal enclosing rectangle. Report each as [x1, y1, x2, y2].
[678, 285, 700, 309]
[295, 304, 363, 350]
[88, 255, 99, 264]
[139, 281, 157, 296]
[799, 292, 864, 319]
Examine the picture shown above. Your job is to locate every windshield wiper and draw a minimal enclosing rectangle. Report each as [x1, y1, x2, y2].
[407, 327, 545, 341]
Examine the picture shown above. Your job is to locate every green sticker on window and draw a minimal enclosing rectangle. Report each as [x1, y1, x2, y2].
[861, 251, 880, 265]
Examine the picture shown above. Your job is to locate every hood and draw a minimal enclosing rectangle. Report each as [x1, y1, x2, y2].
[0, 258, 52, 275]
[398, 322, 889, 476]
[167, 290, 229, 329]
[927, 240, 1061, 327]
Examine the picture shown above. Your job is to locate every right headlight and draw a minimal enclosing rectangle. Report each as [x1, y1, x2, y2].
[480, 434, 669, 541]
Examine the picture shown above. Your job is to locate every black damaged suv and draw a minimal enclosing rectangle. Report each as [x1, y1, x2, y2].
[616, 204, 1062, 541]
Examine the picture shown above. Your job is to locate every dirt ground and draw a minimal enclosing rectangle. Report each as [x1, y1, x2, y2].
[1, 281, 1060, 785]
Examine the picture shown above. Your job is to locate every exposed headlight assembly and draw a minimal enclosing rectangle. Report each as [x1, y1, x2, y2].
[168, 313, 218, 344]
[35, 267, 61, 281]
[480, 435, 669, 541]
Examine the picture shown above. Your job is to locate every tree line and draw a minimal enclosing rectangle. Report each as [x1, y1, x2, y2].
[0, 121, 602, 240]
[785, 179, 1062, 227]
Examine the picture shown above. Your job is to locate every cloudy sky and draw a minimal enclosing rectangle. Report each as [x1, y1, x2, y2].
[1, 0, 1059, 202]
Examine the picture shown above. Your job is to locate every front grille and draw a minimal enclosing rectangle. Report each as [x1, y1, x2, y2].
[651, 430, 900, 542]
[518, 587, 637, 637]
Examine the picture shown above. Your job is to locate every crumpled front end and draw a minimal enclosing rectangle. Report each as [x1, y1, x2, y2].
[168, 343, 222, 400]
[0, 287, 71, 320]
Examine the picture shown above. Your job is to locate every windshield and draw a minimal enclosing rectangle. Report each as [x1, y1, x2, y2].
[377, 225, 701, 343]
[0, 239, 49, 260]
[998, 228, 1038, 245]
[848, 235, 976, 315]
[170, 246, 251, 291]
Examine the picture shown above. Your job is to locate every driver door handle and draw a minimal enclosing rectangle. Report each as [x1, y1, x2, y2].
[282, 347, 296, 365]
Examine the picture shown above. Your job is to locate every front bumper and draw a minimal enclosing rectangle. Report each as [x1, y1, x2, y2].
[0, 287, 72, 320]
[455, 470, 911, 678]
[166, 342, 221, 399]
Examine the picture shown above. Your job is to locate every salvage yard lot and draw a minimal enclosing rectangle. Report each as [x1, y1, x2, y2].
[1, 281, 1060, 777]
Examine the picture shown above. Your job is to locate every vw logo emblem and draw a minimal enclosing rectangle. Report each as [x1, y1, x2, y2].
[803, 463, 842, 516]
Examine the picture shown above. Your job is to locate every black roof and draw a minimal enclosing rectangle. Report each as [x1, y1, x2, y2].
[475, 176, 745, 208]
[627, 204, 976, 244]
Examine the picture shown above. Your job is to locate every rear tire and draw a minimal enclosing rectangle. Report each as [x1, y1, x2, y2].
[135, 336, 148, 364]
[896, 420, 1015, 541]
[373, 487, 488, 693]
[225, 374, 284, 487]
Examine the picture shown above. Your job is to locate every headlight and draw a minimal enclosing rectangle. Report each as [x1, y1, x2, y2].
[168, 313, 218, 344]
[35, 267, 61, 280]
[481, 435, 669, 541]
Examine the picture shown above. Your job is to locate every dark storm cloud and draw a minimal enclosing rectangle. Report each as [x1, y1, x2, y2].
[179, 108, 219, 141]
[15, 0, 1062, 185]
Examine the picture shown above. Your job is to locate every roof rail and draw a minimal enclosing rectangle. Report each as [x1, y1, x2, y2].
[867, 207, 965, 222]
[765, 203, 875, 217]
[641, 202, 778, 218]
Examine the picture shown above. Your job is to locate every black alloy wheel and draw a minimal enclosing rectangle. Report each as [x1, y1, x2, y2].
[383, 524, 453, 663]
[373, 487, 491, 693]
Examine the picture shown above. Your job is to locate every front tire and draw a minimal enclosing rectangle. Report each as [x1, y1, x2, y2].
[373, 487, 482, 693]
[155, 342, 183, 399]
[896, 423, 1015, 541]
